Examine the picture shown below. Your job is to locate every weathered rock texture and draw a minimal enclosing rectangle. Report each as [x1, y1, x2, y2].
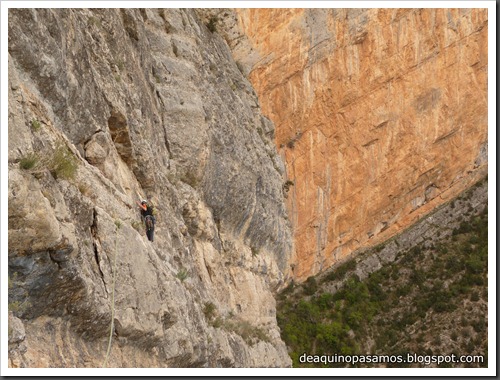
[7, 7, 489, 368]
[8, 9, 292, 368]
[227, 8, 488, 280]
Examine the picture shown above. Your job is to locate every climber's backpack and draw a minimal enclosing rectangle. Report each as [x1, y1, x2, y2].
[150, 204, 157, 216]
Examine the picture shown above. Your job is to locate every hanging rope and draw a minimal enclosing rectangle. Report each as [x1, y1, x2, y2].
[102, 220, 121, 368]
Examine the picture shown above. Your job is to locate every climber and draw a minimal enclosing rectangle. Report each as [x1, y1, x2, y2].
[137, 199, 156, 242]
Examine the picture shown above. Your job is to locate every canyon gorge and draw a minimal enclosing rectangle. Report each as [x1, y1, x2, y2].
[7, 7, 488, 368]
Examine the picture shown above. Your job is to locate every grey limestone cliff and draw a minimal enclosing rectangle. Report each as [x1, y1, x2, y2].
[8, 8, 292, 368]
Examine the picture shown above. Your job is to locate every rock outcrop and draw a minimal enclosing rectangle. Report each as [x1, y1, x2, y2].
[8, 9, 292, 368]
[7, 7, 489, 369]
[227, 8, 488, 281]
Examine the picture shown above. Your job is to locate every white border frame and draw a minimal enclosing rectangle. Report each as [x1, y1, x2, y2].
[1, 1, 496, 377]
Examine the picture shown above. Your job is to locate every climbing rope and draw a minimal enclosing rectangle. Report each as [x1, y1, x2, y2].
[102, 220, 121, 368]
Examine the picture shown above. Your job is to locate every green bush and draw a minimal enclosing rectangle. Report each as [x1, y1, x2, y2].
[472, 318, 487, 333]
[50, 144, 78, 180]
[470, 291, 480, 302]
[19, 144, 78, 180]
[223, 319, 270, 346]
[316, 292, 334, 311]
[323, 259, 356, 283]
[31, 119, 41, 131]
[176, 268, 189, 282]
[19, 153, 39, 170]
[465, 256, 485, 274]
[203, 302, 217, 321]
[303, 276, 318, 295]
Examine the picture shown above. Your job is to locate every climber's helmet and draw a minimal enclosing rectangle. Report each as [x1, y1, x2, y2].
[141, 200, 148, 205]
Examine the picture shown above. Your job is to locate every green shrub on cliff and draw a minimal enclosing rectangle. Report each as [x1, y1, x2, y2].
[30, 119, 41, 131]
[18, 143, 78, 180]
[49, 144, 78, 180]
[19, 153, 39, 170]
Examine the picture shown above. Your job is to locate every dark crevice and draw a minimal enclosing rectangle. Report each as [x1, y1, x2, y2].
[91, 208, 106, 284]
[155, 90, 163, 105]
[434, 127, 459, 144]
[374, 120, 389, 130]
[154, 91, 173, 160]
[93, 242, 104, 281]
[362, 138, 379, 148]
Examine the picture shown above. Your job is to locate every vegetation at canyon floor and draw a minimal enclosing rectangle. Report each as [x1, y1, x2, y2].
[277, 180, 488, 368]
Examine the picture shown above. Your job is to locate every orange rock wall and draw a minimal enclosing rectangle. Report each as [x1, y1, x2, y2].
[236, 8, 488, 281]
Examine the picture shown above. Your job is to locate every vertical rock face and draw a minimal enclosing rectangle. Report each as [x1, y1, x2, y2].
[230, 8, 488, 281]
[8, 9, 292, 367]
[7, 7, 489, 368]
